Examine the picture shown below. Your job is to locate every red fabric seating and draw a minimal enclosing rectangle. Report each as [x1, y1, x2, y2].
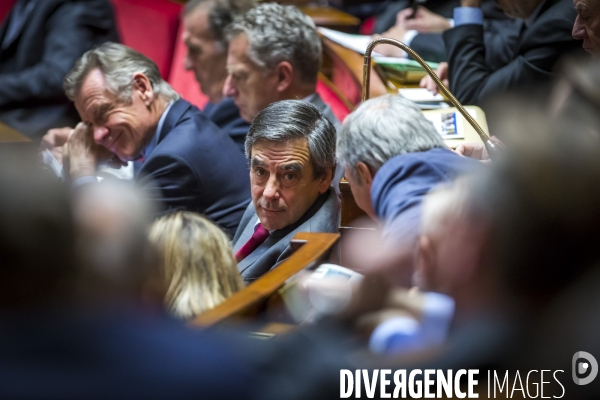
[168, 22, 209, 110]
[316, 75, 352, 122]
[109, 0, 181, 79]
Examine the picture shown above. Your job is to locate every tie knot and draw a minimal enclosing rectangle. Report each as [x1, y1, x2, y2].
[253, 223, 270, 241]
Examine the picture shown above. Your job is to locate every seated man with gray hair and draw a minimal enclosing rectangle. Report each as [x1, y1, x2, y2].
[232, 100, 339, 284]
[46, 43, 251, 236]
[222, 3, 340, 131]
[181, 0, 255, 153]
[337, 95, 480, 282]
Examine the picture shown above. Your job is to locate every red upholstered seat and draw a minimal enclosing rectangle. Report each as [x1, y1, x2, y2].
[109, 0, 181, 79]
[316, 74, 353, 122]
[168, 22, 210, 110]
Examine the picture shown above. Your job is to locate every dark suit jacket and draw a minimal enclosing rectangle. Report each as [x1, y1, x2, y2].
[0, 0, 118, 139]
[374, 0, 460, 34]
[0, 305, 262, 399]
[232, 188, 340, 284]
[137, 99, 251, 237]
[204, 97, 250, 154]
[443, 0, 584, 105]
[375, 1, 518, 64]
[371, 148, 480, 242]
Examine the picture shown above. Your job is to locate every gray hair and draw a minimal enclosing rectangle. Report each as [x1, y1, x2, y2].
[337, 94, 446, 179]
[64, 42, 179, 104]
[225, 3, 321, 85]
[184, 0, 256, 51]
[246, 100, 336, 179]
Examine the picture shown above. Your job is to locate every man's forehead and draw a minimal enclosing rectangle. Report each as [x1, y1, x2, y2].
[184, 7, 213, 39]
[227, 34, 252, 62]
[75, 69, 116, 118]
[251, 138, 310, 161]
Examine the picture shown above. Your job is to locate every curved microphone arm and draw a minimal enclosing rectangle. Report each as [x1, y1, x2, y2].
[362, 37, 499, 159]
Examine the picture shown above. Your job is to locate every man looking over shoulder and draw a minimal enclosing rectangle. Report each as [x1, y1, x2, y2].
[182, 0, 255, 153]
[421, 0, 583, 104]
[50, 43, 250, 236]
[337, 95, 480, 285]
[222, 3, 340, 131]
[232, 100, 339, 284]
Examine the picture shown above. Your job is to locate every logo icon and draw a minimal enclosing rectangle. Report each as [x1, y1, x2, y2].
[572, 351, 598, 385]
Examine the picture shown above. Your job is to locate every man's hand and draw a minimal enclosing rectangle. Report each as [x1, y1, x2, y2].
[419, 61, 449, 95]
[461, 0, 482, 6]
[454, 136, 503, 163]
[40, 126, 73, 164]
[65, 122, 114, 180]
[397, 6, 452, 33]
[454, 142, 489, 162]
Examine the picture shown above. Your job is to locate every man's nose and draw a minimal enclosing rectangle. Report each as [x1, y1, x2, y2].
[223, 75, 236, 98]
[183, 55, 193, 71]
[573, 16, 587, 40]
[93, 125, 110, 145]
[262, 175, 280, 202]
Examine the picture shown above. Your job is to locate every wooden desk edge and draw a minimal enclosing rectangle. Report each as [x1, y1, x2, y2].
[190, 232, 340, 328]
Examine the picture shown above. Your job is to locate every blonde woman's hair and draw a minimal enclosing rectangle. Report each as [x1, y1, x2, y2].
[149, 211, 243, 319]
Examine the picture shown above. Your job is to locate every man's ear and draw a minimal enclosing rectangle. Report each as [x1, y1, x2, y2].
[356, 162, 374, 187]
[132, 72, 154, 107]
[274, 61, 293, 93]
[317, 167, 334, 193]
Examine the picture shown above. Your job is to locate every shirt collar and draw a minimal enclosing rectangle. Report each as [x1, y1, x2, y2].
[524, 0, 546, 28]
[254, 217, 274, 234]
[142, 100, 174, 158]
[302, 92, 318, 103]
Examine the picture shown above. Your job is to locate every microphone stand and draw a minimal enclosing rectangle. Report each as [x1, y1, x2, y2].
[362, 37, 499, 159]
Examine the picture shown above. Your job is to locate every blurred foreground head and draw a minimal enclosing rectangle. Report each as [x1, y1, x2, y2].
[149, 211, 244, 319]
[0, 151, 76, 310]
[479, 116, 600, 303]
[73, 181, 162, 305]
[551, 56, 600, 132]
[417, 102, 600, 316]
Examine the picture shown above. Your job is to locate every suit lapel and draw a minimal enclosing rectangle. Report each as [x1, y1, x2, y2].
[237, 228, 289, 274]
[156, 99, 190, 145]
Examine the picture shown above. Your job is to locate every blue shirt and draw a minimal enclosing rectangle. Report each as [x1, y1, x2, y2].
[454, 7, 484, 26]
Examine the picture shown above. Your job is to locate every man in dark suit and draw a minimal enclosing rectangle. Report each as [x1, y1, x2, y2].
[0, 0, 118, 140]
[56, 43, 250, 236]
[232, 101, 339, 284]
[376, 0, 520, 66]
[182, 0, 254, 153]
[223, 3, 341, 130]
[440, 0, 583, 105]
[337, 94, 480, 285]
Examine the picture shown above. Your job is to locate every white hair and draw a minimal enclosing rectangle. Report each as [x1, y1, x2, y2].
[337, 94, 447, 180]
[64, 42, 179, 104]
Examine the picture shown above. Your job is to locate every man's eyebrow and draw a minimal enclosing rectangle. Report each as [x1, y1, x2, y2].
[226, 65, 247, 75]
[279, 163, 303, 173]
[91, 102, 113, 123]
[251, 158, 267, 168]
